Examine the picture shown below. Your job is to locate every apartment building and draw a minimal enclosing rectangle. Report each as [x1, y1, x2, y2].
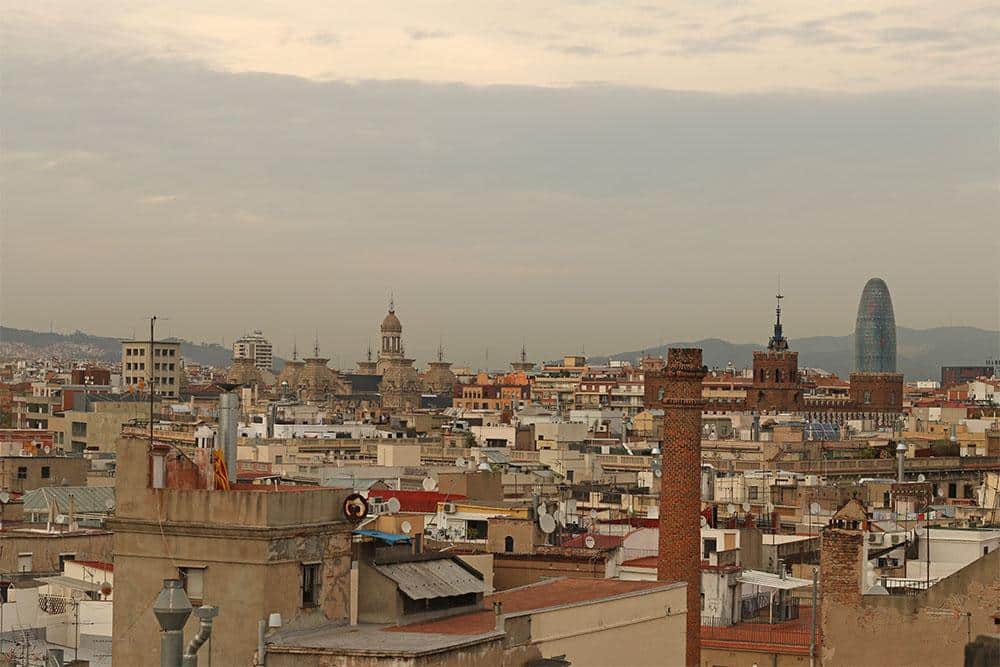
[120, 340, 182, 398]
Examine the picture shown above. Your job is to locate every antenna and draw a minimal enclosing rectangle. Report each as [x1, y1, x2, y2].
[313, 330, 320, 358]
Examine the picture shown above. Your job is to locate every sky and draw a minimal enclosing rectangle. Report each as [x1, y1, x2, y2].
[1, 1, 998, 368]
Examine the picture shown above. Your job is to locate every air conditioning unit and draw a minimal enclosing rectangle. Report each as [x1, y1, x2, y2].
[443, 503, 457, 514]
[868, 533, 884, 545]
[891, 535, 902, 544]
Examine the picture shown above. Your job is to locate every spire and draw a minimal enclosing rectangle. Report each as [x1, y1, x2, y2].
[768, 284, 789, 351]
[366, 339, 372, 363]
[520, 343, 527, 364]
[438, 336, 445, 363]
[389, 292, 395, 314]
[313, 330, 320, 358]
[292, 337, 299, 362]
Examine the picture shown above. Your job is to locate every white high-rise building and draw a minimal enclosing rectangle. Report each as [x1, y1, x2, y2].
[233, 330, 273, 371]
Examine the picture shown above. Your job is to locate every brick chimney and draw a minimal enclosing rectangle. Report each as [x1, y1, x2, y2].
[649, 348, 706, 667]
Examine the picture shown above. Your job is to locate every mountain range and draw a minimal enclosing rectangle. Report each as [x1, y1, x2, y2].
[1, 325, 997, 381]
[590, 327, 999, 380]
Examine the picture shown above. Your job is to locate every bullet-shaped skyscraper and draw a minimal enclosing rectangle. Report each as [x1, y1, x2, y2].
[854, 277, 897, 373]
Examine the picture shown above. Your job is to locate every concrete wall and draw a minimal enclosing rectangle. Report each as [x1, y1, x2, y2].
[822, 549, 1000, 667]
[0, 530, 113, 573]
[266, 636, 506, 667]
[519, 584, 687, 667]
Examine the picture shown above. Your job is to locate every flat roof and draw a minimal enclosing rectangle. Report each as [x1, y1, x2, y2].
[392, 578, 681, 636]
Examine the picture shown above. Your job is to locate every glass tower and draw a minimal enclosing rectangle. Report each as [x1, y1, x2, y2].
[854, 277, 897, 372]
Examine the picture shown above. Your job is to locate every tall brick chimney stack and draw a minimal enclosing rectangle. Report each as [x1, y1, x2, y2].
[646, 347, 706, 667]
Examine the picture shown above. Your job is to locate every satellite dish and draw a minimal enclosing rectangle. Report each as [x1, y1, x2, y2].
[654, 469, 663, 478]
[477, 462, 491, 471]
[56, 514, 68, 525]
[455, 457, 466, 468]
[386, 497, 402, 514]
[537, 503, 548, 516]
[539, 514, 556, 534]
[0, 492, 9, 504]
[742, 502, 751, 512]
[917, 474, 926, 483]
[589, 509, 598, 519]
[400, 520, 413, 534]
[700, 516, 708, 528]
[99, 582, 113, 597]
[584, 535, 596, 549]
[555, 511, 567, 527]
[726, 503, 736, 514]
[809, 502, 821, 515]
[422, 477, 437, 491]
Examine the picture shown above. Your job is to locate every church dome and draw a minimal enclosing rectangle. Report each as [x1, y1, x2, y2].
[381, 309, 402, 334]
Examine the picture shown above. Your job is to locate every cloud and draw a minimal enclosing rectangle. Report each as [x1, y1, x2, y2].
[304, 31, 340, 47]
[547, 44, 604, 56]
[138, 194, 179, 204]
[408, 29, 452, 41]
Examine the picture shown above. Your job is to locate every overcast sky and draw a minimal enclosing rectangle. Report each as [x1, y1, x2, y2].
[2, 2, 998, 367]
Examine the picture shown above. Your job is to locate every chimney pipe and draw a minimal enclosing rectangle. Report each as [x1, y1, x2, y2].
[153, 579, 192, 667]
[494, 601, 504, 632]
[218, 392, 239, 482]
[181, 605, 219, 667]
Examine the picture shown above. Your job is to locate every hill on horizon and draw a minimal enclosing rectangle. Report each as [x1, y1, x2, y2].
[589, 326, 999, 380]
[0, 326, 236, 368]
[2, 325, 997, 380]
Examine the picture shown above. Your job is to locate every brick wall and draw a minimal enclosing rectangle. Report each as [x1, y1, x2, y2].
[648, 348, 705, 667]
[820, 528, 863, 607]
[746, 351, 802, 412]
[848, 372, 903, 412]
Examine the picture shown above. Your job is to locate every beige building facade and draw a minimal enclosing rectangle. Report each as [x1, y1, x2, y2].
[121, 340, 182, 398]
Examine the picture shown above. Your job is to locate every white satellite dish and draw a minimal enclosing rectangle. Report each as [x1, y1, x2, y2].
[589, 509, 598, 519]
[917, 474, 926, 483]
[386, 497, 402, 514]
[555, 511, 567, 527]
[455, 457, 466, 468]
[537, 503, 548, 516]
[0, 492, 10, 504]
[700, 516, 708, 528]
[477, 462, 491, 471]
[400, 520, 413, 534]
[654, 468, 663, 478]
[539, 514, 556, 534]
[809, 502, 821, 515]
[55, 514, 68, 525]
[726, 503, 736, 514]
[422, 477, 437, 491]
[742, 502, 751, 512]
[584, 535, 596, 549]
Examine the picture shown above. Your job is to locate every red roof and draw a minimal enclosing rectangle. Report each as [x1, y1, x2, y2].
[622, 556, 658, 568]
[562, 533, 625, 549]
[71, 560, 113, 572]
[368, 489, 467, 513]
[391, 578, 670, 635]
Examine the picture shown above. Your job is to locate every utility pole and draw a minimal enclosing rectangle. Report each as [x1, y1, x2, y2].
[150, 316, 157, 450]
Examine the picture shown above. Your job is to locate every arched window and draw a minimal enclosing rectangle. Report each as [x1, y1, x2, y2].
[505, 536, 515, 553]
[759, 369, 765, 382]
[775, 369, 782, 383]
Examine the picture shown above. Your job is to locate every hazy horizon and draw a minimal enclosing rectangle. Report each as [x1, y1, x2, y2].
[2, 2, 998, 366]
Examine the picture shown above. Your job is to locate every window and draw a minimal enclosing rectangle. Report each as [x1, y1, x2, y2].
[301, 563, 320, 607]
[703, 538, 717, 559]
[863, 390, 872, 405]
[466, 520, 489, 540]
[41, 466, 50, 479]
[16, 467, 27, 480]
[58, 553, 76, 570]
[505, 536, 515, 553]
[748, 486, 759, 500]
[274, 455, 283, 464]
[17, 553, 32, 573]
[179, 567, 205, 604]
[72, 422, 87, 438]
